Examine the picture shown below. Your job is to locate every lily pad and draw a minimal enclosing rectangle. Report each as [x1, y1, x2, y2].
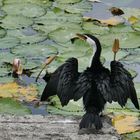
[0, 15, 33, 29]
[48, 27, 84, 44]
[82, 21, 110, 35]
[0, 98, 31, 115]
[7, 28, 47, 44]
[0, 26, 6, 38]
[122, 7, 140, 20]
[0, 0, 3, 6]
[2, 3, 46, 18]
[56, 0, 81, 4]
[0, 67, 10, 76]
[4, 0, 52, 8]
[47, 96, 84, 116]
[56, 0, 92, 14]
[33, 11, 82, 35]
[99, 32, 140, 48]
[0, 76, 14, 84]
[132, 21, 140, 32]
[109, 24, 134, 33]
[0, 36, 20, 49]
[0, 9, 7, 19]
[11, 44, 58, 63]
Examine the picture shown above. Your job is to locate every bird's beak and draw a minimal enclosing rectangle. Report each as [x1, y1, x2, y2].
[76, 33, 87, 41]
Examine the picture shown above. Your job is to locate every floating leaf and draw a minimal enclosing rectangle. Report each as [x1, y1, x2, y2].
[100, 16, 125, 26]
[33, 11, 82, 35]
[132, 21, 140, 32]
[99, 32, 140, 48]
[112, 115, 140, 134]
[0, 15, 33, 29]
[109, 7, 124, 16]
[0, 98, 31, 115]
[56, 0, 81, 4]
[11, 44, 58, 65]
[47, 96, 84, 116]
[4, 0, 52, 8]
[122, 7, 140, 20]
[0, 26, 6, 38]
[7, 28, 46, 44]
[49, 27, 84, 44]
[82, 21, 109, 35]
[56, 0, 92, 14]
[2, 3, 45, 18]
[0, 36, 20, 49]
[128, 16, 139, 25]
[0, 82, 38, 102]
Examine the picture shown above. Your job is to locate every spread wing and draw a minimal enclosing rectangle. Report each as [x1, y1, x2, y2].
[95, 61, 139, 109]
[57, 58, 79, 106]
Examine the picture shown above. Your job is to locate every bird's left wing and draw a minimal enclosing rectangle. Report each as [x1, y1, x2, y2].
[95, 61, 139, 109]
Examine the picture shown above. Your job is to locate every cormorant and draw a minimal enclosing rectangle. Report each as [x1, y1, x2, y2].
[41, 34, 139, 130]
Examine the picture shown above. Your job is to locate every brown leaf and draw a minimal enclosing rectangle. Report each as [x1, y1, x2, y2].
[109, 7, 124, 16]
[112, 39, 120, 53]
[100, 17, 124, 26]
[112, 115, 140, 134]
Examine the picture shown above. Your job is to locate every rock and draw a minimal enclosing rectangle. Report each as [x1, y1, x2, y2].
[0, 115, 121, 140]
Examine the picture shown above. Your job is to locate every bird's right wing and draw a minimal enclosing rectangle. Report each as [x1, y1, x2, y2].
[57, 58, 79, 106]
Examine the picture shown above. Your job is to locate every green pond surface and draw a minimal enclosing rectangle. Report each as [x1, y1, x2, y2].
[0, 0, 140, 139]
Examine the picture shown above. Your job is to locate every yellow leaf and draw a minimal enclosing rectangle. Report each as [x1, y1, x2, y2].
[128, 16, 139, 24]
[112, 115, 140, 134]
[0, 82, 38, 102]
[100, 17, 124, 26]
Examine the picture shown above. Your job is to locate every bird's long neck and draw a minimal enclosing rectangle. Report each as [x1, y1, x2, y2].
[89, 39, 102, 68]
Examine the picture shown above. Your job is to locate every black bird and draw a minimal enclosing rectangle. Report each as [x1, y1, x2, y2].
[41, 34, 139, 130]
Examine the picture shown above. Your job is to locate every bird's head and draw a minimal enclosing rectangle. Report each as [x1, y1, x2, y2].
[76, 33, 101, 51]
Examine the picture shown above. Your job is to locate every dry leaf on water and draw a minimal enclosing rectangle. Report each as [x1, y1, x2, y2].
[109, 7, 124, 16]
[0, 82, 38, 102]
[112, 115, 140, 134]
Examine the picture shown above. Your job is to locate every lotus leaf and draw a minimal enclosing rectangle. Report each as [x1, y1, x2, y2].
[56, 0, 92, 14]
[0, 26, 6, 38]
[4, 0, 52, 8]
[0, 67, 9, 76]
[56, 0, 81, 4]
[0, 0, 3, 6]
[0, 36, 20, 49]
[82, 21, 110, 35]
[99, 32, 140, 48]
[0, 76, 14, 84]
[2, 3, 46, 18]
[109, 24, 134, 33]
[0, 98, 31, 115]
[11, 44, 58, 62]
[47, 96, 83, 116]
[7, 28, 47, 44]
[0, 15, 33, 29]
[48, 27, 84, 44]
[122, 7, 140, 20]
[132, 21, 140, 32]
[0, 9, 7, 19]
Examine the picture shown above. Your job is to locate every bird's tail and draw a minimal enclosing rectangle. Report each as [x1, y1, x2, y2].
[79, 112, 102, 130]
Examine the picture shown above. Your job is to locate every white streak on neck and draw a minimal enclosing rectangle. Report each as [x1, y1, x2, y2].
[85, 36, 97, 67]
